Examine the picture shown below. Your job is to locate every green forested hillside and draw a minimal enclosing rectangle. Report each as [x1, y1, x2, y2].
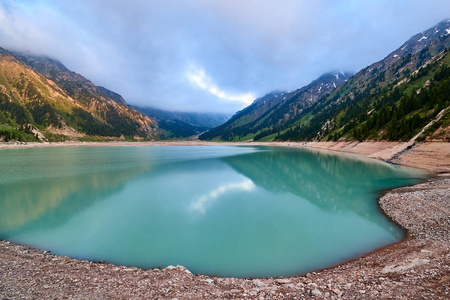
[326, 52, 450, 142]
[277, 49, 450, 142]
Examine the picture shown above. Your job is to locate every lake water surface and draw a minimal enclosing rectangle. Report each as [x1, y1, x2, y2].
[0, 146, 428, 277]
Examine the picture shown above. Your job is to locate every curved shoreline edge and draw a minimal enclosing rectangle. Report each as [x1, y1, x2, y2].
[1, 141, 449, 299]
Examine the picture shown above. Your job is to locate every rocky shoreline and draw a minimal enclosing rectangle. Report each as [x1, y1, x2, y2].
[1, 141, 449, 299]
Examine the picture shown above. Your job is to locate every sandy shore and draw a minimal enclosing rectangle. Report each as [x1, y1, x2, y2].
[1, 140, 449, 299]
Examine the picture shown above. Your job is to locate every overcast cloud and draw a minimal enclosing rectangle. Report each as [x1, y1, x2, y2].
[0, 0, 449, 113]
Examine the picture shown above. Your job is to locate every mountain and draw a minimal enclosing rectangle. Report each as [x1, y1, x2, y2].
[199, 72, 352, 141]
[97, 86, 128, 107]
[283, 18, 450, 142]
[201, 19, 450, 142]
[0, 49, 158, 142]
[135, 106, 230, 138]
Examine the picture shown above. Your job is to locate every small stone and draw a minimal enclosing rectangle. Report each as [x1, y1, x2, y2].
[252, 279, 266, 287]
[176, 265, 192, 275]
[96, 260, 107, 264]
[205, 279, 214, 284]
[311, 289, 322, 296]
[382, 258, 430, 273]
[276, 278, 291, 284]
[230, 289, 241, 294]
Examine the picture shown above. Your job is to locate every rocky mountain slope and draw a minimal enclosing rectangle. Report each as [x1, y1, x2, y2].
[201, 19, 450, 142]
[97, 86, 129, 107]
[0, 49, 158, 142]
[199, 72, 352, 141]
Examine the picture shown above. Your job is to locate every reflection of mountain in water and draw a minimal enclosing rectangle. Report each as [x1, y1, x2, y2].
[0, 145, 161, 239]
[0, 145, 254, 239]
[222, 147, 426, 236]
[0, 168, 150, 238]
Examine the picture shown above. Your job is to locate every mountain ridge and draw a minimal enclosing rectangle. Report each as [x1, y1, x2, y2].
[0, 48, 158, 142]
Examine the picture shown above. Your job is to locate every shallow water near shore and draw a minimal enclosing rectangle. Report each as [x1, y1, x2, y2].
[0, 146, 428, 277]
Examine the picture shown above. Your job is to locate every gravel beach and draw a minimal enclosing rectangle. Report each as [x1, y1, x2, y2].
[1, 141, 449, 299]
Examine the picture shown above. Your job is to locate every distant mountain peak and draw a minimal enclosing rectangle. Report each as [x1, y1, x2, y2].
[134, 106, 230, 138]
[199, 71, 351, 141]
[386, 18, 450, 64]
[97, 86, 128, 106]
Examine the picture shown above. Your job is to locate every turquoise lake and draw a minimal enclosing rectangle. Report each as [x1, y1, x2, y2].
[0, 146, 428, 277]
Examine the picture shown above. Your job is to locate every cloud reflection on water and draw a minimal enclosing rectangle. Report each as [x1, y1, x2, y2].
[189, 179, 255, 215]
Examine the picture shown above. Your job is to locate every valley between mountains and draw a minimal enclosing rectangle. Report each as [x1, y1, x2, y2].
[1, 20, 450, 144]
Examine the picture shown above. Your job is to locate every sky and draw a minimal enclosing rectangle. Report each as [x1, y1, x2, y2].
[0, 0, 449, 113]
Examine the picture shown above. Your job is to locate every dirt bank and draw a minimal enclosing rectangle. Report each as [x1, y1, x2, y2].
[303, 141, 450, 173]
[0, 141, 449, 299]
